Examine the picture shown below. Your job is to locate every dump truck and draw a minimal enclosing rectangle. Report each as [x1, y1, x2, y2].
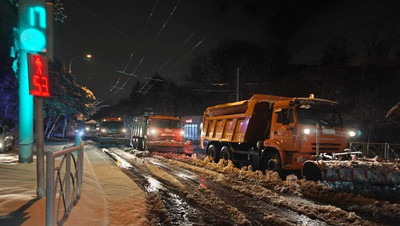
[82, 120, 98, 140]
[98, 117, 129, 146]
[131, 113, 194, 155]
[202, 94, 400, 184]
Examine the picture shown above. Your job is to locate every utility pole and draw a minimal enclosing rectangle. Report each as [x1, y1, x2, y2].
[18, 0, 49, 198]
[236, 67, 239, 101]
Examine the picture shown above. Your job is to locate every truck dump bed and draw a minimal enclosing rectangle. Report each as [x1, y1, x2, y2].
[203, 94, 290, 144]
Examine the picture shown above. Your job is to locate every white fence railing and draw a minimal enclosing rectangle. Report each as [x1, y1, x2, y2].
[46, 142, 84, 226]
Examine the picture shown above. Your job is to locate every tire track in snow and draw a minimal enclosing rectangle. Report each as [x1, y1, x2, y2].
[147, 158, 326, 226]
[103, 147, 236, 225]
[159, 157, 376, 226]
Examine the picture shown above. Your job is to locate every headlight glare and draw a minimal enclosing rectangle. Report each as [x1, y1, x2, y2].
[303, 128, 310, 135]
[349, 131, 356, 137]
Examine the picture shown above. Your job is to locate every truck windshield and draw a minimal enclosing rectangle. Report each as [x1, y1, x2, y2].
[85, 124, 96, 129]
[102, 121, 124, 129]
[152, 119, 181, 129]
[297, 107, 343, 127]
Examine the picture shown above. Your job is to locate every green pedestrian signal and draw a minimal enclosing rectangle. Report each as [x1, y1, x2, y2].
[19, 1, 47, 52]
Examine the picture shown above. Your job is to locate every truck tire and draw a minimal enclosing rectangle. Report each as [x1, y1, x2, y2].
[138, 138, 144, 151]
[207, 144, 219, 162]
[220, 146, 232, 166]
[266, 152, 282, 176]
[132, 138, 138, 149]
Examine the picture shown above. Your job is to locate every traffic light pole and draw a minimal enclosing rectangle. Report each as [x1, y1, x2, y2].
[35, 96, 45, 197]
[18, 49, 34, 163]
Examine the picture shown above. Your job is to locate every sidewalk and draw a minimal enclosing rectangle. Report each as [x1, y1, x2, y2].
[0, 142, 147, 225]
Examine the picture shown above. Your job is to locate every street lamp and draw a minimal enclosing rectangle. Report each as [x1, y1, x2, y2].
[68, 54, 92, 74]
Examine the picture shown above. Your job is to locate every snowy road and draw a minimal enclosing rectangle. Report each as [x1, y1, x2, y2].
[89, 143, 400, 225]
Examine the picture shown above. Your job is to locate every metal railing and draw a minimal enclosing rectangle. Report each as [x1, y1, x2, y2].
[46, 142, 84, 226]
[349, 142, 400, 160]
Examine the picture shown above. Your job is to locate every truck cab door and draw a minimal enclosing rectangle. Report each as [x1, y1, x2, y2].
[271, 108, 296, 151]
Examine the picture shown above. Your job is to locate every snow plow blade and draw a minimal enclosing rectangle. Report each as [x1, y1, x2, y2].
[98, 137, 129, 146]
[302, 159, 400, 185]
[147, 141, 194, 155]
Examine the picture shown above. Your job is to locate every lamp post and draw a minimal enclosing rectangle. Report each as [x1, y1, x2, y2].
[68, 54, 92, 74]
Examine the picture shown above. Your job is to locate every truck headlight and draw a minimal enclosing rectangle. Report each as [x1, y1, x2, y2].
[85, 127, 90, 131]
[180, 130, 185, 135]
[348, 130, 356, 137]
[303, 128, 310, 134]
[0, 143, 3, 148]
[122, 129, 126, 133]
[150, 128, 157, 135]
[101, 129, 106, 133]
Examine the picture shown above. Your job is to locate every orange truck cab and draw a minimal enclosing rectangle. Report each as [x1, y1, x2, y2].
[98, 117, 129, 145]
[131, 113, 194, 155]
[202, 94, 357, 173]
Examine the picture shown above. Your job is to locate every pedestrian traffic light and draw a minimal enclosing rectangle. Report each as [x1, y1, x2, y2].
[19, 0, 47, 52]
[27, 53, 49, 97]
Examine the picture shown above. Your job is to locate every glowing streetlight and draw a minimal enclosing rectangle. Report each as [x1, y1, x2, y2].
[68, 54, 92, 74]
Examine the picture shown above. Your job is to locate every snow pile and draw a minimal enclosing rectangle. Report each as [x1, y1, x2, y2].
[162, 158, 373, 225]
[144, 162, 185, 190]
[155, 152, 400, 221]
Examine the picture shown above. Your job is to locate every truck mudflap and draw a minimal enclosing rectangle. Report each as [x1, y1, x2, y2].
[302, 159, 400, 185]
[147, 140, 194, 155]
[98, 136, 129, 146]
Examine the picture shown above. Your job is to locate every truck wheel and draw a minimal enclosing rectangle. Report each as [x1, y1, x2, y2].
[220, 146, 232, 166]
[143, 139, 148, 152]
[138, 138, 144, 151]
[207, 144, 219, 162]
[266, 153, 282, 175]
[131, 138, 137, 149]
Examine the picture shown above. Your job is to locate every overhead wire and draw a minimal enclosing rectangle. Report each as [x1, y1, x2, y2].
[72, 0, 143, 103]
[163, 0, 243, 75]
[97, 0, 181, 105]
[156, 0, 230, 73]
[72, 0, 140, 42]
[133, 0, 180, 74]
[95, 0, 161, 103]
[112, 0, 160, 88]
[112, 0, 243, 105]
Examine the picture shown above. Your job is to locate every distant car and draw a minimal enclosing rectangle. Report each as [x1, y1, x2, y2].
[0, 125, 14, 153]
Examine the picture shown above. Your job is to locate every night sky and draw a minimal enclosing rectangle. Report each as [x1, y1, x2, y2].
[54, 0, 399, 104]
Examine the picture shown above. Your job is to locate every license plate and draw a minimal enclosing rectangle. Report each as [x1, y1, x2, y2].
[165, 129, 172, 132]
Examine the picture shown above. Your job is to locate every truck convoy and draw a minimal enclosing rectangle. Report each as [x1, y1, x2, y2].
[131, 113, 194, 155]
[98, 117, 129, 145]
[202, 94, 400, 184]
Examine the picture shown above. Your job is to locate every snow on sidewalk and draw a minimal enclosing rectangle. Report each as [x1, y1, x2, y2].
[0, 142, 147, 225]
[84, 144, 147, 225]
